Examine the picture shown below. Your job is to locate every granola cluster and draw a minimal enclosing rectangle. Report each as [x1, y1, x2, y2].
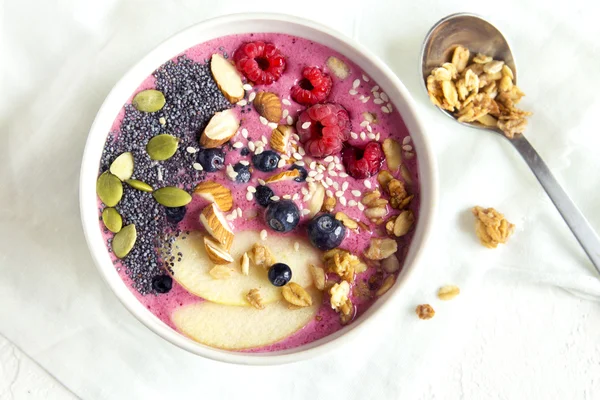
[472, 206, 515, 248]
[426, 45, 532, 138]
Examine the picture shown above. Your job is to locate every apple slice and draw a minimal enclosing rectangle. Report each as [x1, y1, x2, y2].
[199, 203, 234, 250]
[210, 53, 244, 103]
[203, 236, 234, 265]
[200, 109, 239, 148]
[168, 231, 318, 306]
[172, 287, 322, 350]
[193, 181, 233, 212]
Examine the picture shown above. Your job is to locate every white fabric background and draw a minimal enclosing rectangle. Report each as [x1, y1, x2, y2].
[1, 0, 600, 398]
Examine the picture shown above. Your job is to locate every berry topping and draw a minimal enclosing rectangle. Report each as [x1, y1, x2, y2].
[252, 150, 280, 172]
[290, 66, 333, 105]
[196, 148, 225, 172]
[296, 103, 351, 158]
[152, 275, 173, 293]
[165, 206, 186, 223]
[255, 185, 275, 207]
[265, 200, 300, 233]
[268, 263, 292, 287]
[289, 165, 307, 182]
[307, 213, 346, 250]
[341, 141, 384, 179]
[233, 41, 286, 85]
[233, 162, 251, 183]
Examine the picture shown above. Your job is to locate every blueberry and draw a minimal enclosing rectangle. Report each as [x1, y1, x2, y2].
[255, 185, 274, 207]
[197, 148, 225, 172]
[234, 163, 251, 183]
[252, 150, 280, 172]
[152, 275, 173, 293]
[307, 213, 346, 250]
[289, 165, 307, 182]
[268, 263, 292, 287]
[265, 200, 300, 232]
[165, 206, 186, 223]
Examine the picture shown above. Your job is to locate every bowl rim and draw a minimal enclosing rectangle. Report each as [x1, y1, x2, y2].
[79, 12, 438, 365]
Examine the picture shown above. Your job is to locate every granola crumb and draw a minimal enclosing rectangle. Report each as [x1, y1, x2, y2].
[415, 304, 435, 320]
[246, 288, 265, 309]
[437, 285, 460, 300]
[472, 206, 514, 248]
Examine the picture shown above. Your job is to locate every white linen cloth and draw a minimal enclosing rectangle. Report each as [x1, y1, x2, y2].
[1, 0, 599, 398]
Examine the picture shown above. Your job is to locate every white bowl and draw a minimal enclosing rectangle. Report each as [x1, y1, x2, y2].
[80, 12, 438, 365]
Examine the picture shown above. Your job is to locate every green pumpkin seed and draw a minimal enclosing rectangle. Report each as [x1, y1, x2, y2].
[146, 134, 179, 161]
[152, 187, 192, 207]
[102, 207, 123, 233]
[109, 152, 134, 181]
[126, 179, 153, 192]
[132, 89, 166, 113]
[112, 224, 137, 258]
[96, 172, 123, 207]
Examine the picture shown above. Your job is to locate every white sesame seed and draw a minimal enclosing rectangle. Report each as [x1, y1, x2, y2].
[237, 99, 247, 106]
[328, 162, 335, 170]
[301, 187, 309, 195]
[340, 172, 348, 178]
[403, 144, 413, 151]
[283, 194, 292, 200]
[351, 132, 358, 140]
[243, 84, 253, 91]
[382, 106, 391, 114]
[364, 180, 372, 188]
[362, 74, 370, 82]
[282, 99, 292, 106]
[260, 135, 267, 144]
[293, 152, 302, 160]
[359, 94, 365, 100]
[342, 182, 349, 191]
[260, 229, 268, 241]
[237, 207, 242, 217]
[317, 164, 326, 172]
[293, 193, 300, 200]
[405, 151, 415, 159]
[246, 192, 253, 201]
[367, 133, 376, 140]
[352, 190, 361, 197]
[192, 163, 203, 171]
[301, 209, 311, 216]
[349, 89, 358, 95]
[335, 190, 344, 198]
[226, 213, 236, 221]
[298, 147, 306, 156]
[186, 146, 197, 154]
[332, 182, 339, 190]
[301, 122, 311, 129]
[380, 92, 389, 102]
[315, 173, 324, 181]
[360, 120, 369, 127]
[286, 115, 294, 125]
[358, 202, 365, 211]
[277, 159, 286, 168]
[387, 103, 393, 112]
[325, 177, 333, 186]
[374, 98, 384, 104]
[340, 196, 347, 206]
[239, 160, 249, 166]
[373, 92, 380, 99]
[282, 109, 289, 118]
[324, 155, 334, 163]
[361, 96, 370, 103]
[266, 122, 276, 130]
[326, 190, 333, 198]
[306, 177, 315, 183]
[259, 116, 268, 125]
[371, 85, 380, 92]
[248, 141, 255, 152]
[310, 161, 317, 169]
[321, 181, 329, 188]
[367, 125, 373, 133]
[247, 186, 256, 193]
[295, 161, 305, 166]
[258, 179, 266, 186]
[308, 170, 318, 177]
[303, 194, 312, 201]
[360, 132, 366, 141]
[233, 142, 243, 148]
[292, 134, 300, 141]
[403, 136, 412, 145]
[280, 154, 289, 160]
[242, 128, 248, 138]
[254, 147, 264, 155]
[157, 167, 163, 181]
[270, 196, 280, 201]
[353, 79, 361, 89]
[248, 92, 256, 102]
[294, 242, 300, 251]
[349, 200, 358, 206]
[159, 117, 166, 125]
[375, 133, 381, 141]
[329, 170, 338, 176]
[334, 156, 340, 163]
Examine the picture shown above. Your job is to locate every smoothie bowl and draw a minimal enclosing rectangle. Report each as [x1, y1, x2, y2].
[80, 13, 436, 364]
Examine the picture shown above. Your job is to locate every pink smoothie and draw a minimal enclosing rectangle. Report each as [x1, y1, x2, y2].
[100, 33, 420, 352]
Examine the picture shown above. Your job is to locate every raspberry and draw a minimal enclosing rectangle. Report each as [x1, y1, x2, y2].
[296, 103, 351, 158]
[341, 142, 384, 179]
[233, 41, 286, 85]
[290, 67, 333, 105]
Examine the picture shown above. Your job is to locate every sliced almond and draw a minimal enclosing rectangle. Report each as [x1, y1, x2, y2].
[209, 265, 235, 279]
[253, 91, 282, 122]
[364, 206, 387, 219]
[200, 109, 239, 148]
[265, 169, 300, 183]
[393, 210, 414, 237]
[382, 138, 402, 171]
[193, 181, 233, 212]
[203, 236, 234, 265]
[364, 238, 398, 260]
[308, 184, 325, 218]
[326, 56, 350, 80]
[309, 264, 326, 290]
[270, 125, 292, 154]
[210, 53, 244, 103]
[240, 252, 250, 275]
[199, 203, 234, 250]
[362, 190, 381, 206]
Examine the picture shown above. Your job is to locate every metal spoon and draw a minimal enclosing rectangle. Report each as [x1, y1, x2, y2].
[420, 12, 600, 274]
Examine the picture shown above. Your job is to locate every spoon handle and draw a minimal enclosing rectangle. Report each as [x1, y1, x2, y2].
[510, 134, 600, 274]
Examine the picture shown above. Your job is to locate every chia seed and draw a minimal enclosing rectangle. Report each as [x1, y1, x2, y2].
[99, 55, 231, 294]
